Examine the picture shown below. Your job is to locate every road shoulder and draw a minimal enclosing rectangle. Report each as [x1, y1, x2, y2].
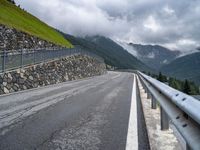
[137, 76, 182, 150]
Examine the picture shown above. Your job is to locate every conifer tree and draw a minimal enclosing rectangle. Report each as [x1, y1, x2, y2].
[7, 0, 15, 5]
[157, 72, 164, 82]
[183, 79, 191, 94]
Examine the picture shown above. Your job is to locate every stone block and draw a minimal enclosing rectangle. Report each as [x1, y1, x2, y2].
[3, 87, 9, 94]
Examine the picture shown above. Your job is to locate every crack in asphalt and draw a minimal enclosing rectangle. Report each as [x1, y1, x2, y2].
[36, 81, 123, 150]
[0, 73, 121, 136]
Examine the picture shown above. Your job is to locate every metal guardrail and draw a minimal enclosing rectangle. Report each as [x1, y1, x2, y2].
[0, 48, 104, 73]
[137, 71, 200, 150]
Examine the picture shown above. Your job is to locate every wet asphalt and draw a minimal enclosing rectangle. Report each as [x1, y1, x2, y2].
[0, 72, 149, 150]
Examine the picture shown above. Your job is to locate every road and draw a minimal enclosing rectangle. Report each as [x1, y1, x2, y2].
[0, 72, 149, 150]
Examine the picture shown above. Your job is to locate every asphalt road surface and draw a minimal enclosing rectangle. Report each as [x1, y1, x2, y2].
[0, 72, 149, 150]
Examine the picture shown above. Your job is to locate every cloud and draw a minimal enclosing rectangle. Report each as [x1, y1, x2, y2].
[163, 5, 175, 15]
[15, 0, 200, 51]
[143, 16, 161, 32]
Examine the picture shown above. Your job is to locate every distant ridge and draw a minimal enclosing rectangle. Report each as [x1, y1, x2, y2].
[61, 33, 151, 72]
[119, 42, 180, 70]
[161, 52, 200, 85]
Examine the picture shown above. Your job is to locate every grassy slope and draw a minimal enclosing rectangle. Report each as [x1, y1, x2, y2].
[0, 0, 73, 48]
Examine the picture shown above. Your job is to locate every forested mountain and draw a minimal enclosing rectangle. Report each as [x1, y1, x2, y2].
[149, 72, 200, 95]
[62, 33, 151, 71]
[120, 43, 180, 70]
[161, 52, 200, 85]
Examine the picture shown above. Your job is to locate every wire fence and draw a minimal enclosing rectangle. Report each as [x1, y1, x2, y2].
[0, 48, 104, 73]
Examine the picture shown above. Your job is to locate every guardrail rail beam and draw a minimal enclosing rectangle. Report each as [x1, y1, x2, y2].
[137, 71, 200, 150]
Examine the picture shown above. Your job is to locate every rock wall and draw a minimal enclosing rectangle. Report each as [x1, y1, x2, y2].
[0, 24, 62, 51]
[0, 55, 106, 95]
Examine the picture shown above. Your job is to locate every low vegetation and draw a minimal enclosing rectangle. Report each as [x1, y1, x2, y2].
[147, 72, 200, 95]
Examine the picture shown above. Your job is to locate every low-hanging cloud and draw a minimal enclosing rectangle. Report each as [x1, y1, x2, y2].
[15, 0, 200, 51]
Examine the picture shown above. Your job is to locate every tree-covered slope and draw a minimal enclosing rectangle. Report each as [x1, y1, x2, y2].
[62, 33, 151, 71]
[0, 0, 73, 48]
[161, 52, 200, 85]
[127, 43, 180, 69]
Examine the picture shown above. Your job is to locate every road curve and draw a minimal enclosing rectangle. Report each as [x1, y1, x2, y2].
[0, 72, 149, 150]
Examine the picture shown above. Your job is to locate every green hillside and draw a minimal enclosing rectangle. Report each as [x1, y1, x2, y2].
[161, 52, 200, 85]
[0, 0, 73, 48]
[61, 32, 151, 72]
[128, 43, 180, 70]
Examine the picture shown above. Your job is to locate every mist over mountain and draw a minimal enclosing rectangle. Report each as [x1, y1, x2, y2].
[119, 42, 181, 70]
[16, 0, 200, 52]
[61, 33, 151, 71]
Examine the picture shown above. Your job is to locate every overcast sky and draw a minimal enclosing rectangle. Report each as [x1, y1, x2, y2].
[15, 0, 200, 51]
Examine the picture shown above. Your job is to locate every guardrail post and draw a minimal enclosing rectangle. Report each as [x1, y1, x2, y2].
[151, 96, 157, 109]
[144, 87, 147, 93]
[186, 143, 192, 150]
[147, 91, 151, 99]
[160, 107, 169, 130]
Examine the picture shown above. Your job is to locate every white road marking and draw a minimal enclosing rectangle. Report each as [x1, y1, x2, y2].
[126, 74, 138, 150]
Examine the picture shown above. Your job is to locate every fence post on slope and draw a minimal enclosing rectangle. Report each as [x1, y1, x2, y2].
[20, 49, 23, 68]
[33, 49, 36, 64]
[2, 49, 6, 72]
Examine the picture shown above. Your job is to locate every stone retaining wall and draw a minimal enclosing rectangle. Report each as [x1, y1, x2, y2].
[0, 55, 106, 95]
[0, 24, 62, 51]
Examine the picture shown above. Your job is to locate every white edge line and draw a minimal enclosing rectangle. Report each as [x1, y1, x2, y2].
[126, 74, 138, 150]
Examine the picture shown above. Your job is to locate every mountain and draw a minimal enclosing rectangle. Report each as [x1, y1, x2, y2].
[0, 0, 72, 47]
[161, 52, 200, 85]
[119, 43, 180, 70]
[62, 33, 151, 71]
